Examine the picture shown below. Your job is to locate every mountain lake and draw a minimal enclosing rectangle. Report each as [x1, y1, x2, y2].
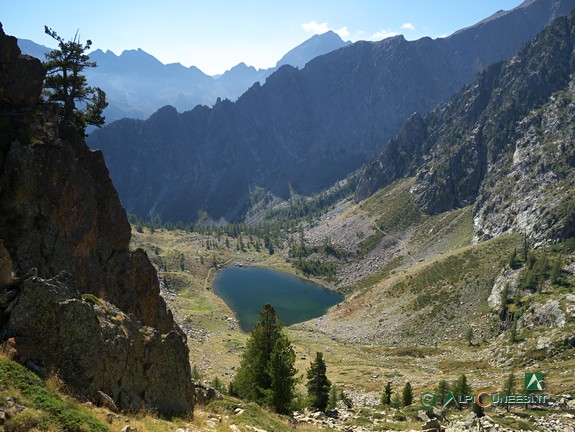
[213, 266, 343, 331]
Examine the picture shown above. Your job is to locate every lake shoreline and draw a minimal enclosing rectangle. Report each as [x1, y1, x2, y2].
[212, 266, 344, 331]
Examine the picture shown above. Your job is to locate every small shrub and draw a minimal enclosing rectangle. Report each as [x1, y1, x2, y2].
[81, 294, 100, 306]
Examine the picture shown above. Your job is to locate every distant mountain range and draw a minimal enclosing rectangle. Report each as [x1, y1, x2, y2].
[18, 31, 350, 122]
[86, 0, 575, 224]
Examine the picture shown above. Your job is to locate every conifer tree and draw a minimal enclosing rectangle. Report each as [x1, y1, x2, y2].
[509, 319, 518, 343]
[267, 333, 297, 413]
[328, 383, 338, 410]
[382, 381, 392, 406]
[435, 380, 450, 406]
[502, 372, 516, 412]
[509, 247, 517, 268]
[43, 26, 107, 136]
[465, 326, 473, 346]
[306, 352, 331, 411]
[402, 382, 413, 406]
[233, 304, 284, 402]
[550, 257, 562, 285]
[451, 374, 472, 410]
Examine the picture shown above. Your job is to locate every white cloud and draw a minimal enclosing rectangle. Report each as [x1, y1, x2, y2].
[301, 21, 350, 38]
[301, 20, 330, 34]
[401, 22, 415, 30]
[336, 26, 350, 37]
[372, 29, 398, 40]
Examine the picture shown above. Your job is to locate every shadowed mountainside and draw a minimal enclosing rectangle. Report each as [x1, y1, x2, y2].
[356, 10, 575, 246]
[0, 23, 194, 415]
[88, 0, 575, 224]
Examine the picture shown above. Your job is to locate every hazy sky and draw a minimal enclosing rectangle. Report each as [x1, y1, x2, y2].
[3, 1, 523, 75]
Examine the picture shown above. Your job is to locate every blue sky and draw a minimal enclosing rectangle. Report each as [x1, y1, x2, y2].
[3, 0, 523, 75]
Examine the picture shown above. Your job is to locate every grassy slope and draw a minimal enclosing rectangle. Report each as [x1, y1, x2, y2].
[124, 178, 574, 430]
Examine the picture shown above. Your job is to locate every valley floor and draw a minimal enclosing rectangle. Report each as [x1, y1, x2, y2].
[128, 196, 575, 432]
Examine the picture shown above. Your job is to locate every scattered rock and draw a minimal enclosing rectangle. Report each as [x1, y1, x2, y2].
[524, 300, 566, 328]
[96, 391, 118, 413]
[326, 409, 339, 419]
[422, 417, 443, 432]
[195, 385, 222, 405]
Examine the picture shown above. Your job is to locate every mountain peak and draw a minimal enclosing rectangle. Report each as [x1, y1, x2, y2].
[275, 31, 351, 69]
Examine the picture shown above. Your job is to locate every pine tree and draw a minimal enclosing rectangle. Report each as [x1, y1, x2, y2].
[435, 380, 450, 406]
[233, 304, 284, 402]
[465, 326, 473, 346]
[43, 26, 107, 136]
[306, 352, 331, 412]
[191, 364, 201, 381]
[509, 319, 518, 344]
[328, 383, 338, 410]
[391, 393, 401, 409]
[509, 247, 517, 268]
[550, 257, 562, 285]
[267, 333, 297, 413]
[382, 382, 392, 406]
[402, 382, 413, 406]
[502, 372, 516, 412]
[451, 374, 472, 410]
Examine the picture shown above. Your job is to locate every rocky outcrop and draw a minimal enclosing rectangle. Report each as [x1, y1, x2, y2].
[357, 10, 575, 245]
[0, 27, 44, 106]
[0, 23, 193, 415]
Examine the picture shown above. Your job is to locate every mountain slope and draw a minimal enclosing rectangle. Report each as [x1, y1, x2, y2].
[357, 9, 575, 246]
[88, 0, 575, 223]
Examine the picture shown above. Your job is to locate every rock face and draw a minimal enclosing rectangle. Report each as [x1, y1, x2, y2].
[357, 10, 575, 245]
[0, 23, 193, 415]
[88, 0, 575, 224]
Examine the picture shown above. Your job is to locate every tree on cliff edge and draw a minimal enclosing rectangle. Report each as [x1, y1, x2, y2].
[43, 26, 107, 136]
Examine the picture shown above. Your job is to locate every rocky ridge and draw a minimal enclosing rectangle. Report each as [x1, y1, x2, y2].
[357, 10, 575, 246]
[0, 23, 193, 415]
[88, 0, 575, 224]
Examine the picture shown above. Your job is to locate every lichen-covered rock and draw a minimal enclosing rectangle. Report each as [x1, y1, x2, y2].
[520, 299, 566, 329]
[488, 268, 521, 312]
[0, 23, 193, 415]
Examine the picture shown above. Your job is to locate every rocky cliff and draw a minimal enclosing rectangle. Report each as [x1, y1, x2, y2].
[87, 0, 575, 224]
[0, 23, 193, 415]
[356, 11, 575, 245]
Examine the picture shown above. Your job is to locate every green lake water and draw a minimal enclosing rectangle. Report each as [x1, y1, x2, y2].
[213, 266, 343, 331]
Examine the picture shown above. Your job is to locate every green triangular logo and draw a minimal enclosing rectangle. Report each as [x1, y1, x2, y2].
[525, 372, 543, 391]
[443, 391, 455, 408]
